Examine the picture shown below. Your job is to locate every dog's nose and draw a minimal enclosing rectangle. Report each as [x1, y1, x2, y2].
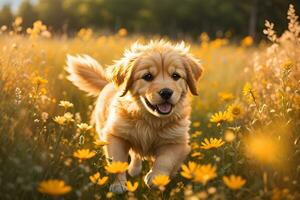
[159, 88, 173, 100]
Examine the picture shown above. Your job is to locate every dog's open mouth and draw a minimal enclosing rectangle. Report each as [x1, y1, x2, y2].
[144, 98, 173, 115]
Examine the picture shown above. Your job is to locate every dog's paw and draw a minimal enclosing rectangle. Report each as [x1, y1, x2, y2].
[128, 162, 142, 177]
[109, 181, 127, 194]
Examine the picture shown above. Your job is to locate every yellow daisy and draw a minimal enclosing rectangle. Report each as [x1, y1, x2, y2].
[227, 103, 244, 119]
[105, 161, 128, 173]
[97, 176, 108, 186]
[223, 175, 246, 190]
[200, 138, 225, 149]
[181, 161, 200, 179]
[93, 139, 109, 147]
[73, 149, 96, 160]
[59, 100, 73, 109]
[152, 175, 170, 188]
[37, 179, 71, 196]
[53, 116, 66, 125]
[126, 181, 139, 192]
[77, 123, 92, 131]
[210, 111, 233, 126]
[194, 164, 217, 184]
[218, 92, 234, 101]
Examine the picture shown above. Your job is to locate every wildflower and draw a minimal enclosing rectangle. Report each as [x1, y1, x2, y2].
[191, 131, 202, 138]
[200, 138, 225, 149]
[59, 100, 73, 109]
[63, 112, 74, 123]
[210, 111, 233, 126]
[223, 175, 246, 190]
[73, 149, 96, 160]
[97, 176, 108, 186]
[37, 179, 71, 196]
[282, 60, 293, 70]
[152, 175, 170, 189]
[118, 28, 127, 37]
[243, 82, 258, 103]
[31, 76, 48, 85]
[77, 123, 92, 132]
[191, 152, 204, 159]
[126, 181, 139, 192]
[181, 161, 199, 179]
[14, 17, 23, 27]
[53, 116, 66, 125]
[218, 92, 234, 101]
[89, 172, 100, 183]
[105, 161, 128, 173]
[227, 103, 244, 119]
[192, 121, 201, 127]
[89, 172, 108, 186]
[93, 139, 109, 147]
[224, 130, 236, 142]
[241, 36, 253, 47]
[194, 164, 217, 184]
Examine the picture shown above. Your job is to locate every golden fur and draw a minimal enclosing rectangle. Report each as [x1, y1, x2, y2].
[66, 40, 203, 194]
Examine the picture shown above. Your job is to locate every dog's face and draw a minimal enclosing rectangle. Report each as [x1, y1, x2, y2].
[107, 41, 203, 117]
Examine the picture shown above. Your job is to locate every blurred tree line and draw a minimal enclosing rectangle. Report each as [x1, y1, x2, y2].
[0, 0, 299, 39]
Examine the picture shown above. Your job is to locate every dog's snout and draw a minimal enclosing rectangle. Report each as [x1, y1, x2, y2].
[159, 88, 173, 100]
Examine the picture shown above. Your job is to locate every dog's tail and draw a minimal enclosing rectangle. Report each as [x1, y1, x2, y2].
[65, 55, 108, 96]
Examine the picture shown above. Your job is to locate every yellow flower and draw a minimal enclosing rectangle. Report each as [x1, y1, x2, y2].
[191, 131, 202, 138]
[89, 172, 109, 186]
[152, 175, 170, 188]
[14, 17, 23, 27]
[73, 149, 96, 160]
[243, 82, 253, 96]
[105, 161, 128, 173]
[201, 138, 225, 149]
[227, 103, 244, 119]
[282, 60, 293, 70]
[77, 123, 92, 131]
[53, 116, 66, 125]
[224, 130, 236, 142]
[118, 28, 127, 37]
[37, 179, 71, 196]
[181, 161, 200, 179]
[59, 100, 73, 109]
[223, 175, 246, 190]
[63, 112, 74, 123]
[241, 36, 253, 47]
[31, 76, 48, 85]
[192, 121, 201, 127]
[210, 111, 233, 126]
[97, 176, 108, 186]
[194, 164, 217, 184]
[93, 139, 109, 147]
[191, 152, 204, 159]
[89, 172, 100, 183]
[126, 181, 139, 192]
[218, 92, 234, 101]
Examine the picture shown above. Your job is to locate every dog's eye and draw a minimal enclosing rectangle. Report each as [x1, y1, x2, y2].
[142, 73, 154, 81]
[172, 73, 181, 81]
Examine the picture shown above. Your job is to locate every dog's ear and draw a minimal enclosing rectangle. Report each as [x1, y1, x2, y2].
[106, 57, 136, 97]
[183, 54, 203, 95]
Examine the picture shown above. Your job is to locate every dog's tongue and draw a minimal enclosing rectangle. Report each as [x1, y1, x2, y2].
[156, 103, 172, 114]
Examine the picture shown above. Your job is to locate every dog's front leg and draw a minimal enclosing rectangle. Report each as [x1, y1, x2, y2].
[105, 135, 130, 194]
[144, 143, 191, 187]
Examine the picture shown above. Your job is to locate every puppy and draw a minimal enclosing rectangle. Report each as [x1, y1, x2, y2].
[66, 40, 203, 194]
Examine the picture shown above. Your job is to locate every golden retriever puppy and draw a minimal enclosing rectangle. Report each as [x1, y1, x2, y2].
[66, 40, 203, 194]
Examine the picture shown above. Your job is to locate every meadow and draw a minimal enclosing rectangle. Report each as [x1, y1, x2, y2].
[0, 4, 299, 200]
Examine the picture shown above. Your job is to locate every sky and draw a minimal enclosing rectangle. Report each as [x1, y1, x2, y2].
[0, 0, 36, 12]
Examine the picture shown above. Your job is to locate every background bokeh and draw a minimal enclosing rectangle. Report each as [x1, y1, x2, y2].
[0, 0, 300, 39]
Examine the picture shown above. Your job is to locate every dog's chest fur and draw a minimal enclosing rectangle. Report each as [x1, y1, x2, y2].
[101, 107, 190, 157]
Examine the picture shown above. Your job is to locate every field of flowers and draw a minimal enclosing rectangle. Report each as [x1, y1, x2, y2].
[0, 4, 299, 200]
